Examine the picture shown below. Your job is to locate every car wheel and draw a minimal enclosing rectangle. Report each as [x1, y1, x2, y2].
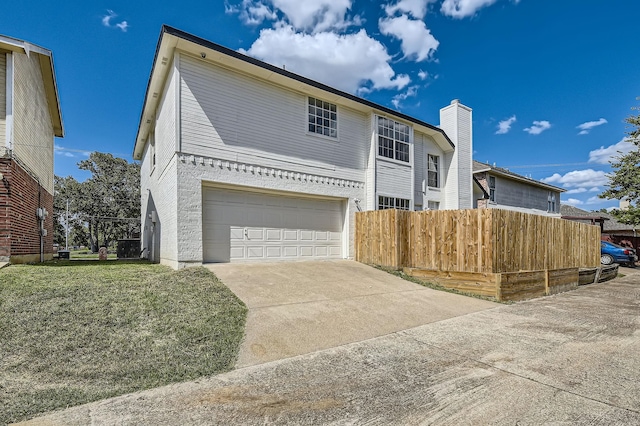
[601, 254, 614, 265]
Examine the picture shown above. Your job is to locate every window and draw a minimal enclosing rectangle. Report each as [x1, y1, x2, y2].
[548, 192, 556, 212]
[308, 97, 337, 138]
[378, 117, 410, 162]
[378, 196, 410, 211]
[427, 154, 439, 188]
[427, 200, 440, 211]
[489, 176, 496, 202]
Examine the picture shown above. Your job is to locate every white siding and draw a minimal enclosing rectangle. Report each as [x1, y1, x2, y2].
[12, 52, 54, 194]
[0, 53, 5, 146]
[376, 159, 412, 201]
[178, 54, 367, 182]
[365, 114, 376, 210]
[154, 63, 177, 176]
[414, 132, 424, 204]
[439, 100, 473, 210]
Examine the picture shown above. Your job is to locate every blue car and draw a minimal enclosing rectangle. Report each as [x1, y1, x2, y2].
[600, 241, 637, 266]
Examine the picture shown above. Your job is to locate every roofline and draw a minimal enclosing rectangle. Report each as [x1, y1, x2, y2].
[133, 25, 453, 159]
[561, 215, 609, 221]
[0, 34, 64, 137]
[472, 161, 565, 193]
[473, 176, 489, 199]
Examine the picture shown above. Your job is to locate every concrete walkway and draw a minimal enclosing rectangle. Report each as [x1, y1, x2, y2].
[206, 260, 498, 367]
[19, 271, 640, 425]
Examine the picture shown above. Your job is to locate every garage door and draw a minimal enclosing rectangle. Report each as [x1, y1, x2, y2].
[203, 187, 345, 263]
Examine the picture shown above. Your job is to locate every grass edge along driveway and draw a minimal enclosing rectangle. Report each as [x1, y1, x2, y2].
[0, 261, 247, 424]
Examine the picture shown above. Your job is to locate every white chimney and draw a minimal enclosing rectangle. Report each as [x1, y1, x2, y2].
[439, 99, 473, 209]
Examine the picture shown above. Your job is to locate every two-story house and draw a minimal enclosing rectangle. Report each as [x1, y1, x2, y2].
[134, 26, 473, 268]
[0, 35, 63, 263]
[473, 160, 564, 217]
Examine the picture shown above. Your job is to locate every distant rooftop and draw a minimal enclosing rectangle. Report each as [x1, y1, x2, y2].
[472, 160, 565, 193]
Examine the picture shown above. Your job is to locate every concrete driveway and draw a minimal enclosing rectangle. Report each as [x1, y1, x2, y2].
[205, 260, 498, 366]
[20, 269, 640, 425]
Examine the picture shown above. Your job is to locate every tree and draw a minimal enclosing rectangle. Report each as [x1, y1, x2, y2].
[53, 153, 140, 251]
[600, 101, 640, 225]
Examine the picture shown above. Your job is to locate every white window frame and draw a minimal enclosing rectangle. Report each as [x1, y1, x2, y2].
[427, 154, 439, 188]
[378, 195, 410, 211]
[377, 116, 410, 163]
[308, 97, 337, 139]
[149, 132, 156, 175]
[489, 176, 496, 202]
[427, 200, 440, 211]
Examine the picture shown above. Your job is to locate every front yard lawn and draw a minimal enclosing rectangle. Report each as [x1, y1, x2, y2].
[0, 261, 247, 424]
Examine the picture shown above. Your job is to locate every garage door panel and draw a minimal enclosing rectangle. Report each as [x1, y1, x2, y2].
[203, 188, 344, 263]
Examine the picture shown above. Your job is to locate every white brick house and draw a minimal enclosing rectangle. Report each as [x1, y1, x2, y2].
[133, 26, 473, 268]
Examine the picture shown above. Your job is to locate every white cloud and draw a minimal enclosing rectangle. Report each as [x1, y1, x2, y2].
[392, 85, 419, 108]
[240, 25, 410, 93]
[273, 0, 356, 33]
[379, 15, 439, 62]
[441, 0, 498, 18]
[523, 120, 551, 135]
[101, 10, 128, 32]
[564, 198, 584, 206]
[586, 196, 603, 205]
[577, 118, 607, 135]
[542, 169, 608, 190]
[495, 115, 516, 134]
[588, 138, 635, 164]
[384, 0, 438, 19]
[226, 0, 278, 25]
[417, 69, 428, 80]
[564, 188, 587, 194]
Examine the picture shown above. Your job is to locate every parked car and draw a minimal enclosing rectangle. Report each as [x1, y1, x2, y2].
[600, 241, 637, 266]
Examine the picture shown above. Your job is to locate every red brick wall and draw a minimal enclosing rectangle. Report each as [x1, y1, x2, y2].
[0, 159, 54, 261]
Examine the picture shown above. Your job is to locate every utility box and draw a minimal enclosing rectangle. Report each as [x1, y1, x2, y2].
[58, 250, 70, 259]
[117, 239, 141, 259]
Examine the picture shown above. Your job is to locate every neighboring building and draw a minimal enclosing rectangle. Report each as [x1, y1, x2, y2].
[0, 35, 63, 263]
[134, 26, 473, 268]
[472, 160, 564, 217]
[561, 204, 638, 236]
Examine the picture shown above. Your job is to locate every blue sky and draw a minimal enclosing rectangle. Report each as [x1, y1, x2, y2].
[2, 0, 639, 211]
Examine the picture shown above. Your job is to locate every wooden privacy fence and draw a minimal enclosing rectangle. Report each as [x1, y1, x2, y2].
[355, 209, 601, 301]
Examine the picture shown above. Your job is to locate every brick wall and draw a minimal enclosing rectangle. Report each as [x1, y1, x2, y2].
[0, 159, 54, 262]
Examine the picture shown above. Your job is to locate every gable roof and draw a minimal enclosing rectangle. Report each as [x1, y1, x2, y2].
[133, 25, 454, 160]
[560, 204, 638, 232]
[472, 160, 564, 193]
[0, 34, 63, 137]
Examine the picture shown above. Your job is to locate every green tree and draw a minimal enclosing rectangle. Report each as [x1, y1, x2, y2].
[54, 153, 140, 251]
[600, 102, 640, 224]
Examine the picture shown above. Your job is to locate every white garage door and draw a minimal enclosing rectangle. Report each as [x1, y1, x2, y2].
[203, 187, 345, 263]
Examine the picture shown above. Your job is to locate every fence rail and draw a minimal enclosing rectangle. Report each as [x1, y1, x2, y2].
[355, 209, 600, 273]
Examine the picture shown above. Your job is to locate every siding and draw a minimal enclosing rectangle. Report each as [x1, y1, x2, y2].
[0, 53, 5, 147]
[154, 63, 177, 175]
[414, 132, 424, 205]
[12, 52, 54, 194]
[179, 54, 367, 182]
[376, 158, 412, 200]
[493, 174, 560, 212]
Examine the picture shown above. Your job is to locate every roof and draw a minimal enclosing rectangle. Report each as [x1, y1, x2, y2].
[0, 34, 63, 137]
[133, 25, 454, 160]
[472, 160, 565, 193]
[560, 204, 637, 232]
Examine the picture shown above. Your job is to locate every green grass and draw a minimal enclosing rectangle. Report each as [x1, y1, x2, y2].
[374, 265, 510, 304]
[0, 261, 247, 424]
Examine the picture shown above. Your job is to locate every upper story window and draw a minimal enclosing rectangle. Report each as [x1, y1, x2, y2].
[489, 176, 496, 202]
[548, 192, 556, 212]
[308, 97, 337, 138]
[378, 196, 410, 211]
[149, 132, 156, 174]
[427, 154, 439, 188]
[378, 117, 410, 162]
